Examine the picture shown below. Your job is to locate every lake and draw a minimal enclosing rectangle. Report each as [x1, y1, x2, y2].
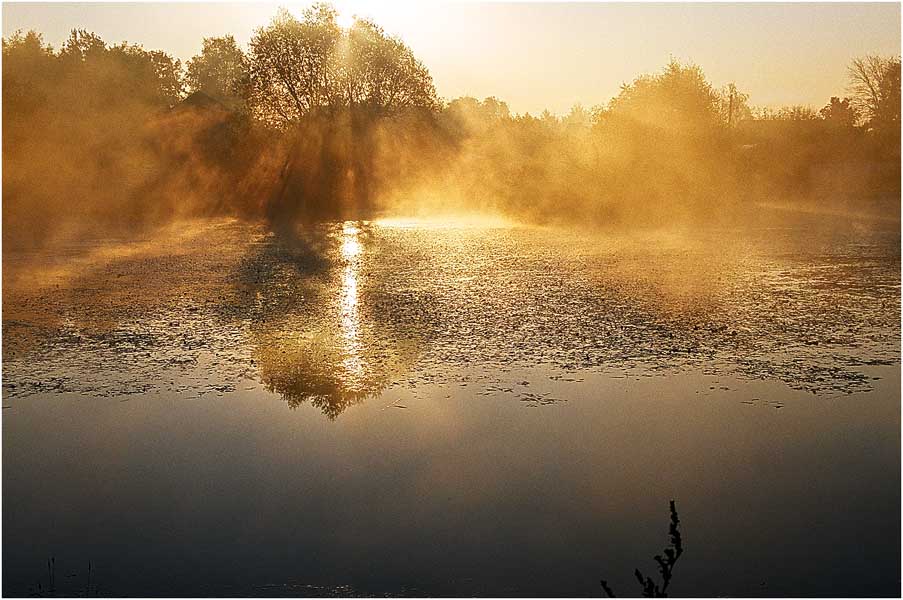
[3, 215, 900, 596]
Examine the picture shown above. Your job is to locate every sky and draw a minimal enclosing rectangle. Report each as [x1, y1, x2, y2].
[2, 2, 900, 115]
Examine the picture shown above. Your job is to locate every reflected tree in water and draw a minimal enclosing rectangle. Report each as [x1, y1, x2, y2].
[225, 222, 432, 419]
[254, 328, 384, 420]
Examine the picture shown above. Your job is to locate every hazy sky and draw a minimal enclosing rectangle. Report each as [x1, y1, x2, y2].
[3, 2, 900, 115]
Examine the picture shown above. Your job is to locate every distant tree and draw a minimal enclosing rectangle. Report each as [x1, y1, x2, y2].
[145, 48, 184, 107]
[819, 96, 859, 128]
[479, 96, 510, 121]
[874, 59, 901, 132]
[605, 59, 721, 131]
[2, 28, 53, 58]
[4, 28, 183, 114]
[58, 30, 184, 108]
[540, 108, 559, 127]
[2, 30, 56, 120]
[513, 111, 539, 126]
[847, 54, 901, 131]
[562, 103, 591, 129]
[443, 96, 510, 135]
[755, 105, 818, 121]
[186, 35, 249, 102]
[717, 82, 751, 127]
[106, 43, 183, 107]
[59, 29, 105, 63]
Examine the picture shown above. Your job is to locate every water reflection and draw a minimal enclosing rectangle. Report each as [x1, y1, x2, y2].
[241, 221, 429, 418]
[254, 328, 375, 419]
[1, 218, 899, 410]
[340, 222, 364, 383]
[2, 219, 899, 597]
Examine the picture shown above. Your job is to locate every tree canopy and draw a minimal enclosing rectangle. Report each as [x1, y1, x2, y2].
[602, 59, 722, 132]
[186, 35, 249, 103]
[248, 3, 438, 127]
[848, 54, 901, 133]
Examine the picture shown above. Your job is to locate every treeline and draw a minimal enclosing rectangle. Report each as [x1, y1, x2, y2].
[3, 3, 900, 247]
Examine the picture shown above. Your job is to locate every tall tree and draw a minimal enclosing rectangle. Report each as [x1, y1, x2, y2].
[341, 18, 438, 114]
[248, 3, 437, 127]
[248, 5, 342, 126]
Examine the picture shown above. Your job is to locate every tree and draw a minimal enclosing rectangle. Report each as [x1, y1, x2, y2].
[562, 103, 591, 130]
[340, 18, 438, 114]
[2, 30, 57, 121]
[605, 59, 721, 132]
[442, 96, 510, 136]
[539, 108, 559, 128]
[754, 105, 818, 121]
[2, 29, 53, 58]
[57, 30, 184, 108]
[146, 48, 184, 107]
[186, 35, 249, 102]
[819, 96, 859, 129]
[248, 3, 437, 127]
[874, 59, 900, 132]
[4, 28, 183, 121]
[59, 29, 105, 63]
[718, 82, 751, 127]
[248, 5, 344, 126]
[847, 54, 901, 131]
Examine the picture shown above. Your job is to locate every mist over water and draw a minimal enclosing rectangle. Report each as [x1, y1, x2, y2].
[4, 18, 900, 250]
[3, 215, 899, 406]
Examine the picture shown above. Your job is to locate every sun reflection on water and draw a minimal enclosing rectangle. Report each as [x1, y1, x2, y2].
[340, 222, 364, 382]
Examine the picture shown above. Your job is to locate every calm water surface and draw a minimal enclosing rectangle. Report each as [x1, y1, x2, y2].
[3, 217, 900, 596]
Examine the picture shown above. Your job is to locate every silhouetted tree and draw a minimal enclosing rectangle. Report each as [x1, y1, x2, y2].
[248, 3, 437, 127]
[562, 103, 591, 130]
[755, 104, 819, 121]
[56, 29, 183, 108]
[603, 59, 721, 131]
[540, 108, 559, 127]
[442, 96, 511, 136]
[2, 13, 900, 243]
[248, 5, 342, 126]
[58, 29, 105, 63]
[2, 30, 56, 123]
[186, 35, 249, 105]
[341, 18, 439, 114]
[819, 96, 859, 129]
[848, 54, 901, 132]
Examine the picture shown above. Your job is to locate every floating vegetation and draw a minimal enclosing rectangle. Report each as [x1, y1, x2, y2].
[3, 221, 899, 416]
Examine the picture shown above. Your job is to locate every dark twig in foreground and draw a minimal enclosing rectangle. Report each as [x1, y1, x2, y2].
[601, 500, 684, 598]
